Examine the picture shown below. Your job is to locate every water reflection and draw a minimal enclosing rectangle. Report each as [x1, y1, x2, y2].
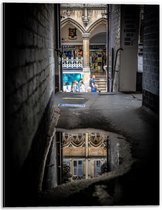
[62, 128, 132, 183]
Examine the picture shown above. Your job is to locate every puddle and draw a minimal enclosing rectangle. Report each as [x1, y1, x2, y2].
[42, 128, 133, 199]
[59, 128, 133, 183]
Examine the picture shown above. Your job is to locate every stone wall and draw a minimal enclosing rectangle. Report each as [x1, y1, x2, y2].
[42, 135, 58, 190]
[109, 5, 121, 51]
[142, 5, 159, 113]
[60, 4, 107, 32]
[109, 5, 121, 91]
[4, 3, 58, 206]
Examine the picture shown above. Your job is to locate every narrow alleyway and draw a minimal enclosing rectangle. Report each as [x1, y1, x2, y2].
[3, 3, 159, 207]
[37, 92, 159, 206]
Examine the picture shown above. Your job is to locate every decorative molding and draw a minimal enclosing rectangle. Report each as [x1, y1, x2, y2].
[63, 133, 86, 147]
[61, 18, 86, 33]
[82, 32, 90, 39]
[61, 4, 107, 9]
[63, 132, 107, 148]
[87, 18, 106, 33]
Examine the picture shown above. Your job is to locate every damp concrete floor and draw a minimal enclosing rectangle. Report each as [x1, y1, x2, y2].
[39, 92, 159, 206]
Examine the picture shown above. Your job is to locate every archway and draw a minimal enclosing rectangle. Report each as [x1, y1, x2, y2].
[61, 20, 85, 92]
[88, 19, 107, 92]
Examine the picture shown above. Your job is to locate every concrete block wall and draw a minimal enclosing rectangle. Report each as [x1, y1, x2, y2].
[4, 3, 58, 205]
[142, 5, 159, 113]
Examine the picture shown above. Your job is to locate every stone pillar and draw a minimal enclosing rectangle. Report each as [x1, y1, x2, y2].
[85, 133, 89, 179]
[82, 33, 90, 88]
[83, 33, 90, 68]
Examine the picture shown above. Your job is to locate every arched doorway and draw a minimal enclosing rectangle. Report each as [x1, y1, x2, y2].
[61, 21, 85, 92]
[88, 18, 107, 92]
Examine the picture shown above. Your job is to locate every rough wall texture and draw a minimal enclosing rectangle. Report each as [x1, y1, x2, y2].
[109, 5, 121, 51]
[4, 3, 58, 206]
[42, 135, 58, 191]
[142, 5, 159, 113]
[109, 5, 121, 91]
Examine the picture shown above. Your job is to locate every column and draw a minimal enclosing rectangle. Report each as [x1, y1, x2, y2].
[70, 159, 73, 181]
[85, 133, 89, 179]
[82, 33, 90, 87]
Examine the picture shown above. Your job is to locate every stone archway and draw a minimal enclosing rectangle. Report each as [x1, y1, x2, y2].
[61, 18, 86, 34]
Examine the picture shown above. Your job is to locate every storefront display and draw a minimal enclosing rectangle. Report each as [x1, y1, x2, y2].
[62, 45, 83, 59]
[90, 45, 106, 73]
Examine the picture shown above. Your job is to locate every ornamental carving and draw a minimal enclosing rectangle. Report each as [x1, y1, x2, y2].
[63, 133, 72, 147]
[63, 133, 85, 147]
[63, 132, 107, 148]
[68, 28, 77, 40]
[89, 133, 107, 147]
[89, 133, 101, 147]
[72, 134, 85, 147]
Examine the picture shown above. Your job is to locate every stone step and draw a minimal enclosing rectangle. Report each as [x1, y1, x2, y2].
[96, 80, 106, 83]
[95, 77, 106, 79]
[90, 73, 106, 91]
[95, 81, 106, 84]
[94, 74, 107, 92]
[95, 79, 106, 82]
[95, 81, 107, 85]
[97, 86, 106, 89]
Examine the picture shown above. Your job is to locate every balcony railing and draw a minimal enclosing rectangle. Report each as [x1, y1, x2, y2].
[62, 57, 83, 69]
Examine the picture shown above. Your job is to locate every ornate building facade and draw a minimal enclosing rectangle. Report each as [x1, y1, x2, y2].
[63, 131, 107, 181]
[60, 4, 107, 91]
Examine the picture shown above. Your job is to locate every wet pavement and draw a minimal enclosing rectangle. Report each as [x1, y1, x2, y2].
[39, 92, 159, 206]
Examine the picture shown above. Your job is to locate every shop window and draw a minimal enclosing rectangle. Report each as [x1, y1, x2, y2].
[62, 45, 83, 59]
[90, 46, 106, 73]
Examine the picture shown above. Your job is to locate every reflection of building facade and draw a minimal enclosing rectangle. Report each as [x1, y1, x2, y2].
[63, 132, 107, 180]
[61, 4, 107, 91]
